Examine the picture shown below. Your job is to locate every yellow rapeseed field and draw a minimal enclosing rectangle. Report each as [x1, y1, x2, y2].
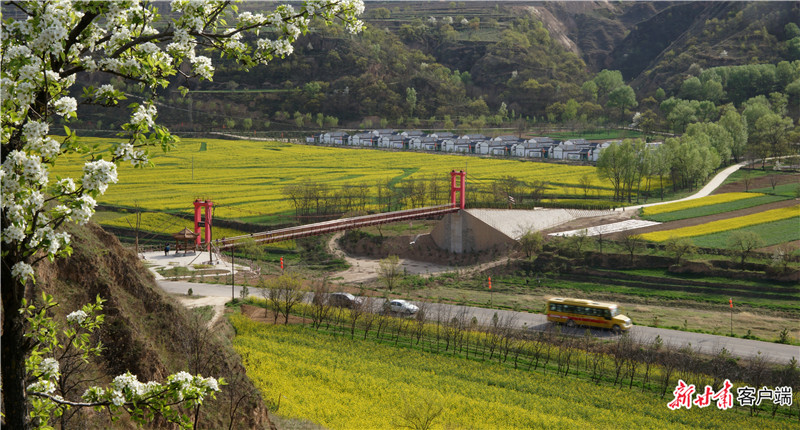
[230, 315, 789, 429]
[95, 211, 249, 238]
[641, 205, 800, 242]
[49, 137, 608, 219]
[641, 192, 762, 216]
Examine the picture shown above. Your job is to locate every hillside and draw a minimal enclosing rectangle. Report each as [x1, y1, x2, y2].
[65, 1, 799, 135]
[34, 222, 271, 429]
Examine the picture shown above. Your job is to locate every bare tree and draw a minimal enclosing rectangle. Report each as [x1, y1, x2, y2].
[745, 352, 770, 416]
[411, 301, 429, 345]
[222, 352, 262, 430]
[348, 297, 366, 338]
[727, 231, 765, 269]
[665, 237, 697, 265]
[768, 174, 780, 190]
[428, 175, 442, 205]
[410, 179, 428, 208]
[579, 173, 594, 197]
[264, 274, 305, 324]
[396, 396, 444, 430]
[309, 280, 332, 329]
[742, 169, 753, 192]
[260, 278, 279, 323]
[527, 180, 548, 203]
[621, 234, 644, 264]
[360, 297, 378, 339]
[378, 255, 403, 291]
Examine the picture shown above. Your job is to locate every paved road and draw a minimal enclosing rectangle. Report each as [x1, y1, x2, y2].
[158, 280, 799, 364]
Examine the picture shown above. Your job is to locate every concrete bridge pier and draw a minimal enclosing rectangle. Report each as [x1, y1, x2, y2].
[431, 210, 516, 254]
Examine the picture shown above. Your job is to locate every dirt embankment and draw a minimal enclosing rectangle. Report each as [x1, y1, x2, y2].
[36, 223, 273, 429]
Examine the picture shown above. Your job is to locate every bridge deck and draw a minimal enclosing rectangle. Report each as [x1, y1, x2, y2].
[214, 204, 459, 249]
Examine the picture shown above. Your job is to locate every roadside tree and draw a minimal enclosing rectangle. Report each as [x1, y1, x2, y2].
[378, 255, 402, 291]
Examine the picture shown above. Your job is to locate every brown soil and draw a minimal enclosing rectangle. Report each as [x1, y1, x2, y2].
[605, 198, 799, 240]
[712, 172, 799, 194]
[538, 211, 632, 238]
[242, 303, 311, 325]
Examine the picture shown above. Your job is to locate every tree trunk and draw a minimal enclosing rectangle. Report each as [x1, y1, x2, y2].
[2, 262, 31, 429]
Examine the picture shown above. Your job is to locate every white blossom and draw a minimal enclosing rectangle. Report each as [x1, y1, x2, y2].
[82, 160, 118, 194]
[66, 309, 88, 324]
[4, 225, 26, 243]
[54, 96, 77, 117]
[201, 377, 219, 391]
[11, 262, 34, 282]
[190, 55, 214, 80]
[27, 380, 56, 395]
[111, 389, 125, 406]
[113, 372, 147, 396]
[39, 358, 60, 378]
[55, 178, 76, 194]
[22, 121, 49, 146]
[72, 195, 97, 225]
[130, 104, 157, 129]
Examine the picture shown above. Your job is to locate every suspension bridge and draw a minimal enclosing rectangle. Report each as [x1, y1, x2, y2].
[195, 171, 467, 251]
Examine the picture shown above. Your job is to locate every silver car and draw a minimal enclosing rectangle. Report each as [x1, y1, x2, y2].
[383, 299, 419, 315]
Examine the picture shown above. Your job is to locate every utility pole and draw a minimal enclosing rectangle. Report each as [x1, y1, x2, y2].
[231, 245, 235, 301]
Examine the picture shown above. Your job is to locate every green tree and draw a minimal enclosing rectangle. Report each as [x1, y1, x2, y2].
[786, 22, 800, 39]
[406, 87, 418, 116]
[593, 69, 624, 100]
[0, 1, 364, 427]
[517, 231, 544, 259]
[667, 102, 698, 133]
[718, 108, 749, 162]
[752, 113, 794, 167]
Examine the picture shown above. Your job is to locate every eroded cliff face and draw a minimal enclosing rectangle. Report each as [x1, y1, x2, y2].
[524, 1, 798, 91]
[35, 222, 272, 429]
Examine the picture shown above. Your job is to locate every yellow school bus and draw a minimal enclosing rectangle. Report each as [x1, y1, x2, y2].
[546, 297, 632, 334]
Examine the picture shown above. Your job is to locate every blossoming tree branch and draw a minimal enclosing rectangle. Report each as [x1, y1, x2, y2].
[0, 0, 364, 428]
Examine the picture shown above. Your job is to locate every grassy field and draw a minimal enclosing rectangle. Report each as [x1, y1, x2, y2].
[48, 137, 614, 221]
[94, 210, 250, 239]
[230, 315, 793, 429]
[689, 217, 800, 249]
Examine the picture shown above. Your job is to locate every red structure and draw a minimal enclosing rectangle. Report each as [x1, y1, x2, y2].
[211, 171, 468, 250]
[450, 170, 466, 209]
[193, 199, 213, 249]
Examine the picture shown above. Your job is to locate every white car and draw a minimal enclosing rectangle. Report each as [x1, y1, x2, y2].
[383, 299, 419, 315]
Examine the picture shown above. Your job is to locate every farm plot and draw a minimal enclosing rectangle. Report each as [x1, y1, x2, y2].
[689, 217, 800, 249]
[230, 315, 790, 430]
[49, 137, 609, 220]
[640, 205, 800, 242]
[641, 193, 762, 216]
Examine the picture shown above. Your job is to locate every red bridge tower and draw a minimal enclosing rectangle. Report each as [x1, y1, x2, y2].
[450, 170, 466, 209]
[193, 199, 213, 251]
